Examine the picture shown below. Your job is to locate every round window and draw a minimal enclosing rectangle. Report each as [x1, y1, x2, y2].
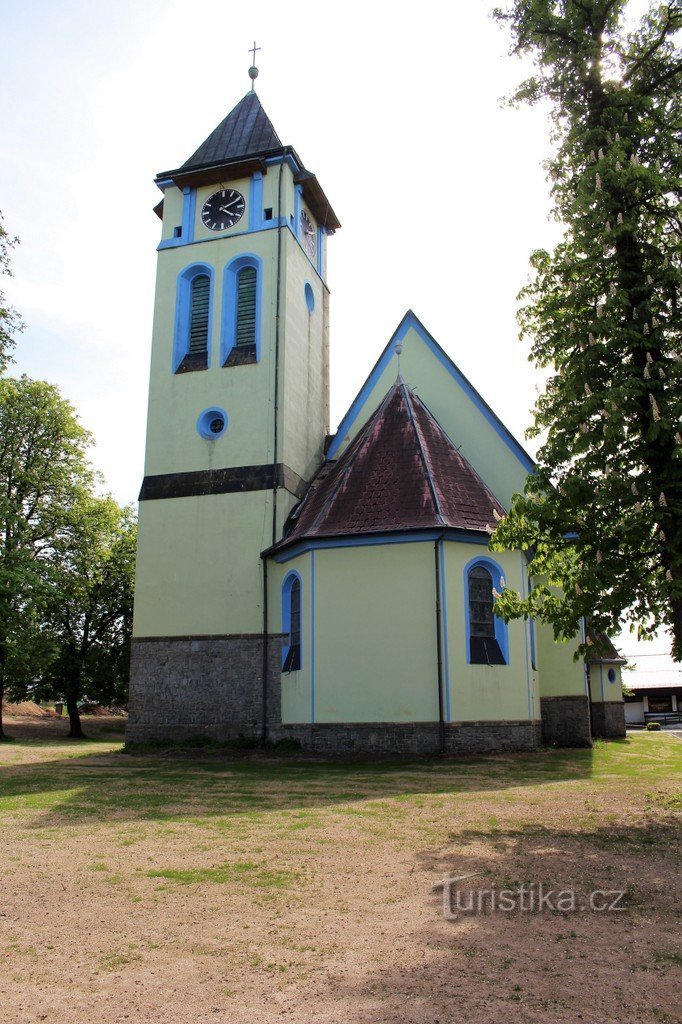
[304, 282, 315, 314]
[197, 407, 228, 440]
[607, 668, 617, 683]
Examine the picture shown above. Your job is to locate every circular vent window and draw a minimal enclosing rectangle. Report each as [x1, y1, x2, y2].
[197, 407, 228, 440]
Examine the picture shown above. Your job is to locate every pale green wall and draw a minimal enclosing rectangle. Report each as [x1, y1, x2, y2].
[271, 540, 541, 725]
[441, 545, 540, 722]
[588, 663, 624, 704]
[135, 160, 328, 641]
[535, 620, 586, 698]
[331, 324, 530, 508]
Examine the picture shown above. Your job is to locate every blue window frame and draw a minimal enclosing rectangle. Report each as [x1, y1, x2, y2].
[282, 572, 302, 673]
[222, 254, 262, 366]
[463, 556, 509, 666]
[173, 263, 214, 373]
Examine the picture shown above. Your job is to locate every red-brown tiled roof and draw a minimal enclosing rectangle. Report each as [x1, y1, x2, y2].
[279, 379, 506, 546]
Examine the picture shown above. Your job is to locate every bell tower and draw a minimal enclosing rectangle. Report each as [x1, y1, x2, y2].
[127, 73, 340, 743]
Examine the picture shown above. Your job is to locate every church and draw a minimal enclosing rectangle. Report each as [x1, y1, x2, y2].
[126, 76, 626, 754]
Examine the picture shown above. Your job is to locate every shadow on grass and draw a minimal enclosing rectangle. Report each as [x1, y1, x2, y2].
[333, 817, 681, 1024]
[0, 733, 678, 832]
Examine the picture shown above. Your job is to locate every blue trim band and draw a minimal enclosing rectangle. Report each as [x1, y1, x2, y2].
[439, 542, 451, 722]
[249, 172, 263, 231]
[310, 551, 316, 723]
[462, 554, 510, 666]
[520, 554, 533, 718]
[326, 310, 535, 472]
[181, 187, 196, 244]
[269, 529, 490, 564]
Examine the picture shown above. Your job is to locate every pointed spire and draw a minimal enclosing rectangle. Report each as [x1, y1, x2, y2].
[181, 91, 283, 171]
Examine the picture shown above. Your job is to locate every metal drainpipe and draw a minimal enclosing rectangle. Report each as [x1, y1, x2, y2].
[262, 159, 285, 742]
[580, 616, 594, 742]
[271, 159, 284, 547]
[261, 554, 269, 742]
[434, 535, 446, 757]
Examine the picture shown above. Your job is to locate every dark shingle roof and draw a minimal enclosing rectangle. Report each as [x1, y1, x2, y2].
[587, 633, 627, 664]
[279, 379, 506, 546]
[182, 92, 282, 170]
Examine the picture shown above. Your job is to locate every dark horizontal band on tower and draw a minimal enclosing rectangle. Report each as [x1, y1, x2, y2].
[139, 463, 307, 501]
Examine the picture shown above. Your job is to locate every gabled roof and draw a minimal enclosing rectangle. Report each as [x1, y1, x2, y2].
[181, 91, 283, 171]
[327, 311, 536, 474]
[278, 379, 506, 549]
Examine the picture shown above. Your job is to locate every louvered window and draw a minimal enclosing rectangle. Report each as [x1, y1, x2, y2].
[468, 566, 506, 665]
[188, 274, 210, 354]
[235, 266, 257, 347]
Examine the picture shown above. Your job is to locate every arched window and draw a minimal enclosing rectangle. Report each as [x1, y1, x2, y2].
[282, 573, 302, 673]
[222, 254, 262, 366]
[465, 559, 508, 665]
[173, 263, 213, 373]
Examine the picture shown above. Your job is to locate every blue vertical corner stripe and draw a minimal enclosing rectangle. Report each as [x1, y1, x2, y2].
[316, 227, 324, 278]
[439, 542, 451, 722]
[310, 550, 316, 724]
[181, 187, 196, 244]
[520, 554, 533, 720]
[326, 310, 536, 471]
[249, 172, 263, 231]
[294, 185, 302, 242]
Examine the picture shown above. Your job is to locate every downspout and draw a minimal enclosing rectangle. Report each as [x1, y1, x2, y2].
[271, 158, 284, 547]
[263, 158, 285, 741]
[580, 616, 594, 742]
[434, 535, 446, 757]
[261, 553, 269, 742]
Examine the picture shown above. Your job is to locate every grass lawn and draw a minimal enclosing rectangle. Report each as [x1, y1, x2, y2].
[0, 719, 679, 1024]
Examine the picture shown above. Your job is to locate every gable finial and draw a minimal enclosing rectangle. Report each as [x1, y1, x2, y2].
[248, 41, 261, 91]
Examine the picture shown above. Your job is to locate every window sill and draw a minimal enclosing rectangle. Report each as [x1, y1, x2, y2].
[176, 352, 208, 374]
[223, 343, 258, 367]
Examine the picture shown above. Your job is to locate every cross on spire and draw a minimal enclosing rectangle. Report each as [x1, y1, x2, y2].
[248, 41, 261, 91]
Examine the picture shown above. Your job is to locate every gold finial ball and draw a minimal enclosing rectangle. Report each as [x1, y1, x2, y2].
[248, 65, 259, 82]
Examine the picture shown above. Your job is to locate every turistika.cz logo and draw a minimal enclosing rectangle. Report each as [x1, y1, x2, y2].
[433, 873, 628, 920]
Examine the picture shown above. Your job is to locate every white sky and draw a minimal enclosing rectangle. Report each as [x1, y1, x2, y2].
[2, 0, 676, 670]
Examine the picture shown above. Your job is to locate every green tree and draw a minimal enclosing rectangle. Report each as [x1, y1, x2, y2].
[0, 377, 93, 739]
[42, 497, 136, 738]
[0, 211, 23, 372]
[491, 1, 682, 659]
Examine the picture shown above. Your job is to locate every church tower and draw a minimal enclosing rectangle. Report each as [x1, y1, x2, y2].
[127, 76, 340, 743]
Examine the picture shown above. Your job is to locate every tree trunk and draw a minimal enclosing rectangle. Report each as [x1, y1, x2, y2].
[65, 662, 85, 739]
[0, 639, 8, 742]
[66, 691, 85, 739]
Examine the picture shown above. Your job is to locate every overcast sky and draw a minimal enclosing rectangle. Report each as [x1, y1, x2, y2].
[2, 0, 676, 670]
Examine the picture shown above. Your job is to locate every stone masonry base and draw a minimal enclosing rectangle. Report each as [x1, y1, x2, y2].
[590, 701, 626, 739]
[540, 695, 592, 747]
[126, 634, 282, 745]
[269, 721, 543, 756]
[126, 636, 588, 755]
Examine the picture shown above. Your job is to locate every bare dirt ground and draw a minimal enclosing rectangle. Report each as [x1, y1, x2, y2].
[0, 717, 679, 1024]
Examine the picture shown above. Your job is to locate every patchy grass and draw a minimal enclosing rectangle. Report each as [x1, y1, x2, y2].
[0, 726, 679, 1023]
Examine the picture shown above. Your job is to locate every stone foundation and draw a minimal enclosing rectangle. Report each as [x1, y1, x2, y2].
[126, 634, 283, 745]
[590, 701, 626, 739]
[269, 721, 543, 757]
[540, 695, 592, 747]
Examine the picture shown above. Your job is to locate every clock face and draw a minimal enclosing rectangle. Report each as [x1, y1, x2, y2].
[300, 210, 316, 258]
[201, 188, 245, 231]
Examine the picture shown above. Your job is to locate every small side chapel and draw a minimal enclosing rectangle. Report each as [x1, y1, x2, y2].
[127, 76, 626, 754]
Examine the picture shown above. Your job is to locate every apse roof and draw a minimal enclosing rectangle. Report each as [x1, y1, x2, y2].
[181, 91, 283, 170]
[276, 379, 507, 550]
